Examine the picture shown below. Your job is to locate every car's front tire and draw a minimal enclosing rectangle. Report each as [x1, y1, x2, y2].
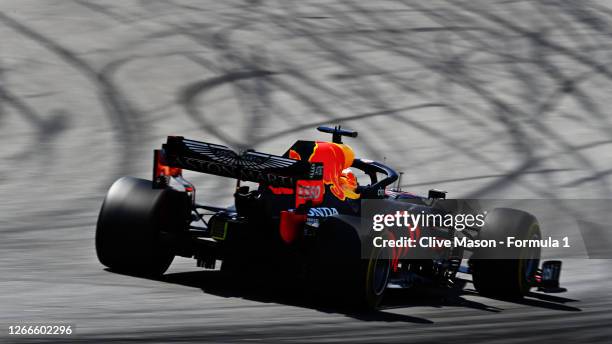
[470, 208, 541, 298]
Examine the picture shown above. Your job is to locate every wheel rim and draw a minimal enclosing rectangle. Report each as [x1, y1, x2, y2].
[372, 250, 390, 296]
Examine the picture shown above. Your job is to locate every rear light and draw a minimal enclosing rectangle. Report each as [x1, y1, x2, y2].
[153, 150, 182, 187]
[279, 210, 307, 244]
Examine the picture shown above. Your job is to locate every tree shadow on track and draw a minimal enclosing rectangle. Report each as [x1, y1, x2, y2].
[110, 268, 580, 323]
[459, 288, 582, 312]
[383, 279, 578, 313]
[156, 269, 435, 324]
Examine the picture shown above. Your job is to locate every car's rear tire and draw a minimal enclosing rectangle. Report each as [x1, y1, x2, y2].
[470, 208, 541, 298]
[360, 244, 391, 309]
[95, 177, 190, 277]
[309, 218, 390, 310]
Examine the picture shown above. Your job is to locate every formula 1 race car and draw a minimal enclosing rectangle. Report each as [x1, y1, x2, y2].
[95, 126, 563, 309]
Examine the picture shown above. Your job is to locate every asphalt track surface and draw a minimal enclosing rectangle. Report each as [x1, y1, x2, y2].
[2, 1, 612, 343]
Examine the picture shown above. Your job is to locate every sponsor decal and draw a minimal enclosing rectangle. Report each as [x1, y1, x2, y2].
[298, 183, 322, 200]
[309, 164, 324, 179]
[176, 156, 296, 187]
[296, 180, 324, 206]
[307, 207, 339, 217]
[307, 142, 360, 201]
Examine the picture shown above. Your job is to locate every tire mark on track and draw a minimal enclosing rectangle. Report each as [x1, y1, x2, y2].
[445, 1, 612, 196]
[401, 168, 575, 188]
[390, 1, 611, 197]
[73, 0, 131, 24]
[173, 20, 385, 158]
[179, 69, 277, 150]
[0, 11, 141, 179]
[258, 102, 445, 144]
[244, 4, 412, 159]
[326, 2, 536, 191]
[0, 84, 70, 168]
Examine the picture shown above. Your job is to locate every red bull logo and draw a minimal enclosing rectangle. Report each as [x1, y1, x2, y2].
[308, 141, 360, 201]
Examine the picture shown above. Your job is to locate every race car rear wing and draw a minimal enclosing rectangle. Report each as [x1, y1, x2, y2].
[157, 136, 323, 188]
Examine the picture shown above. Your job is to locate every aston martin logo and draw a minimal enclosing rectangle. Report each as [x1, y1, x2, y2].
[183, 139, 297, 171]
